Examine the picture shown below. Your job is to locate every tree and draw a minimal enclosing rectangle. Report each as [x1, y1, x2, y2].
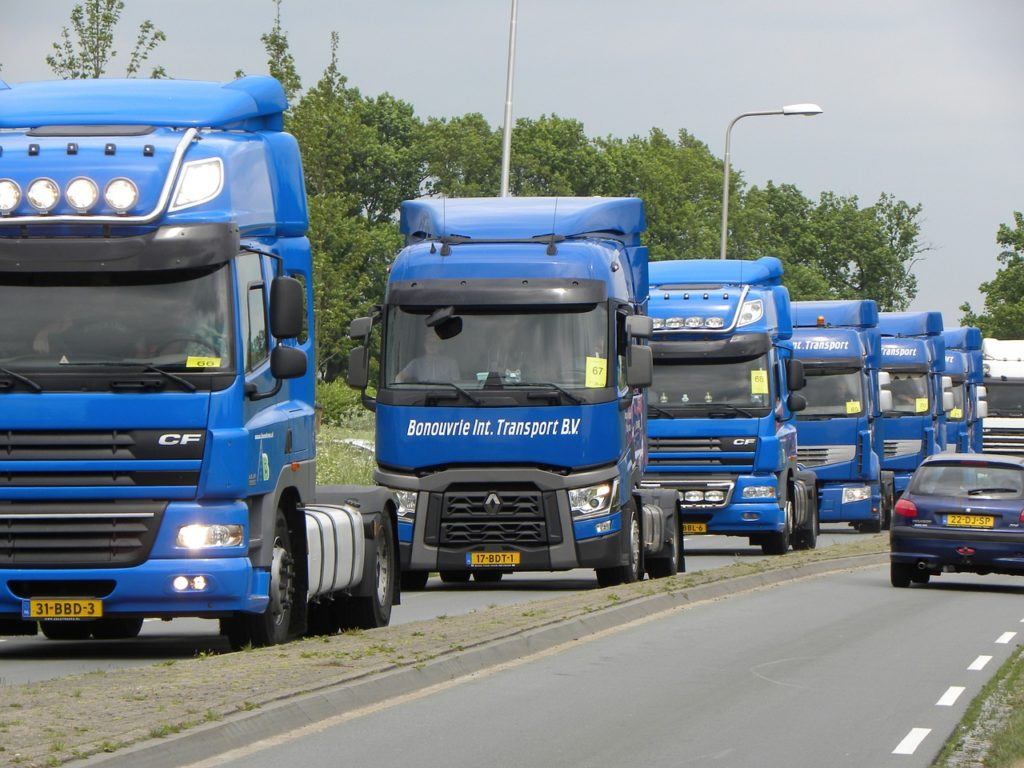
[260, 0, 301, 103]
[961, 212, 1024, 338]
[46, 0, 166, 79]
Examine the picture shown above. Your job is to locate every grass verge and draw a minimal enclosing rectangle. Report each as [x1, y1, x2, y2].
[315, 412, 375, 486]
[933, 644, 1024, 768]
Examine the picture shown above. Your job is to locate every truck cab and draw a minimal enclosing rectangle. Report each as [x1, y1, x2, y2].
[942, 327, 985, 454]
[0, 77, 396, 647]
[877, 311, 952, 496]
[347, 197, 679, 588]
[981, 338, 1024, 457]
[791, 300, 894, 532]
[641, 257, 818, 555]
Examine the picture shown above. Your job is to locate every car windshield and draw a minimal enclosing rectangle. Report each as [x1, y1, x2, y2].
[885, 371, 930, 415]
[650, 355, 773, 417]
[384, 304, 608, 390]
[910, 463, 1024, 499]
[798, 368, 864, 419]
[0, 266, 233, 371]
[986, 382, 1024, 417]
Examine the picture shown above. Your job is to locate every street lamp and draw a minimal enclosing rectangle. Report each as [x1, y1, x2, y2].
[719, 103, 823, 260]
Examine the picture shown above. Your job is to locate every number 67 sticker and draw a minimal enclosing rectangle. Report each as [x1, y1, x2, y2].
[586, 356, 607, 388]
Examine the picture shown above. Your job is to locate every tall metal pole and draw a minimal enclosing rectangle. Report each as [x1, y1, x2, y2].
[499, 0, 519, 198]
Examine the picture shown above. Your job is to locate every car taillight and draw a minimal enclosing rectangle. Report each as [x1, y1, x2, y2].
[894, 498, 918, 518]
[1019, 509, 1024, 525]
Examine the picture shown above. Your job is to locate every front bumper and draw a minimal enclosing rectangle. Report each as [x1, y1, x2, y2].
[817, 485, 877, 523]
[0, 557, 269, 622]
[891, 525, 1024, 574]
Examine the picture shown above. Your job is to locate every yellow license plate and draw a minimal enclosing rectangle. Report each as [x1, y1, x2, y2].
[946, 514, 995, 529]
[22, 598, 102, 620]
[682, 522, 708, 535]
[467, 552, 520, 567]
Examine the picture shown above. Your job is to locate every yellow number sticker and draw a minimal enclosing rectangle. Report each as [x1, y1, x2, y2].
[750, 370, 769, 395]
[950, 407, 963, 419]
[186, 356, 222, 369]
[585, 356, 607, 388]
[846, 400, 862, 415]
[915, 397, 929, 413]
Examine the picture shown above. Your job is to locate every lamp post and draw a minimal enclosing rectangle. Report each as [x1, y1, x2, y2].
[499, 0, 519, 198]
[719, 103, 823, 260]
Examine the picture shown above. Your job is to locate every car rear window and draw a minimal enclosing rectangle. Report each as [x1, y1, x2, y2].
[910, 464, 1024, 499]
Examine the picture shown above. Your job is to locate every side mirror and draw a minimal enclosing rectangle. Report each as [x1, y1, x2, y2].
[877, 371, 892, 389]
[787, 392, 807, 413]
[347, 346, 370, 389]
[269, 276, 305, 340]
[977, 400, 989, 419]
[270, 345, 307, 380]
[878, 389, 894, 414]
[349, 316, 373, 341]
[625, 344, 653, 388]
[942, 391, 955, 413]
[941, 375, 954, 393]
[625, 316, 654, 340]
[786, 359, 806, 391]
[976, 385, 987, 401]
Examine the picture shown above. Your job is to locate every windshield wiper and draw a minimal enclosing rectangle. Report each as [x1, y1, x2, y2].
[59, 361, 197, 393]
[0, 367, 43, 393]
[647, 403, 677, 419]
[409, 381, 483, 406]
[500, 382, 583, 405]
[967, 487, 1019, 496]
[706, 403, 755, 418]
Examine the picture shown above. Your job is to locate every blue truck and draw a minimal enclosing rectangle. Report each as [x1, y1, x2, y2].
[0, 77, 398, 647]
[640, 257, 818, 555]
[790, 300, 895, 532]
[942, 327, 985, 453]
[877, 311, 953, 497]
[346, 197, 679, 588]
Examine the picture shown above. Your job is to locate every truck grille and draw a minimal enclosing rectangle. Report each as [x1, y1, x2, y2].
[438, 488, 549, 546]
[797, 445, 856, 467]
[982, 428, 1024, 457]
[0, 501, 165, 567]
[884, 439, 922, 459]
[647, 436, 756, 470]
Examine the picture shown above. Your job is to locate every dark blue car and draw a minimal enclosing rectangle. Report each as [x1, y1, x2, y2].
[891, 454, 1024, 587]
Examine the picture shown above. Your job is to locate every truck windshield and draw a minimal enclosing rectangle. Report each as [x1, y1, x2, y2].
[798, 368, 865, 419]
[384, 305, 608, 391]
[885, 371, 930, 415]
[986, 382, 1024, 417]
[0, 265, 233, 371]
[650, 355, 773, 417]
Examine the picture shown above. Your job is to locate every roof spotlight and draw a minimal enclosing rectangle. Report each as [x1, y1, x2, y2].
[104, 177, 138, 214]
[27, 178, 60, 213]
[65, 177, 99, 213]
[0, 179, 21, 215]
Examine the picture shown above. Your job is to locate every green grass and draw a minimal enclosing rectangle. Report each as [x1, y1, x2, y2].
[316, 412, 376, 486]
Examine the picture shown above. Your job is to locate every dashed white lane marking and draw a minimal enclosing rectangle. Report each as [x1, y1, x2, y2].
[996, 631, 1017, 644]
[968, 655, 993, 671]
[936, 686, 965, 707]
[893, 728, 931, 755]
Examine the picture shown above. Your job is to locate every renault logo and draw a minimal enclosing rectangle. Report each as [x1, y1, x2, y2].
[484, 493, 503, 514]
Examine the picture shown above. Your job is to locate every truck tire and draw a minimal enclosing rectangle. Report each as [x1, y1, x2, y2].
[91, 618, 144, 640]
[791, 484, 818, 551]
[890, 562, 913, 588]
[880, 476, 895, 531]
[340, 516, 396, 630]
[439, 570, 471, 584]
[596, 502, 642, 587]
[645, 521, 679, 579]
[401, 571, 430, 591]
[473, 570, 503, 583]
[761, 501, 792, 556]
[245, 509, 297, 648]
[40, 621, 93, 640]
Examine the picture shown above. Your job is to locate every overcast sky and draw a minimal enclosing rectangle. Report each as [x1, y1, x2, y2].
[3, 0, 1022, 323]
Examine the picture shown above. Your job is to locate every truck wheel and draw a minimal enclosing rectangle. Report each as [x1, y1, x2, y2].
[341, 517, 396, 630]
[473, 570, 503, 583]
[890, 562, 913, 588]
[761, 501, 792, 556]
[645, 522, 679, 579]
[246, 510, 296, 647]
[596, 502, 642, 587]
[792, 509, 818, 550]
[440, 570, 471, 584]
[91, 618, 144, 640]
[880, 479, 894, 531]
[306, 599, 341, 637]
[401, 571, 430, 591]
[40, 621, 93, 640]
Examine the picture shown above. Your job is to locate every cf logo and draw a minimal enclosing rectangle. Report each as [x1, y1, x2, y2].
[732, 438, 756, 447]
[484, 493, 503, 514]
[158, 433, 202, 446]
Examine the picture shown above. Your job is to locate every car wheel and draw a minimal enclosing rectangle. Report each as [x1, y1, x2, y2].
[890, 562, 913, 588]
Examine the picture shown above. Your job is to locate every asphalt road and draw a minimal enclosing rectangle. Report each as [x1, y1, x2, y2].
[0, 525, 872, 686]
[200, 565, 1024, 768]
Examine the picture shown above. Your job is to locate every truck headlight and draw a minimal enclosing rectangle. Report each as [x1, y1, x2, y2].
[172, 157, 224, 210]
[569, 480, 618, 519]
[27, 178, 60, 213]
[176, 523, 244, 549]
[742, 485, 775, 499]
[704, 490, 726, 503]
[104, 177, 138, 213]
[737, 299, 764, 327]
[0, 179, 22, 214]
[392, 490, 417, 520]
[842, 486, 871, 504]
[66, 177, 99, 213]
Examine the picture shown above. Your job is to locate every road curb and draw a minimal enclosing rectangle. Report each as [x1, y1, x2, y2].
[76, 551, 887, 768]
